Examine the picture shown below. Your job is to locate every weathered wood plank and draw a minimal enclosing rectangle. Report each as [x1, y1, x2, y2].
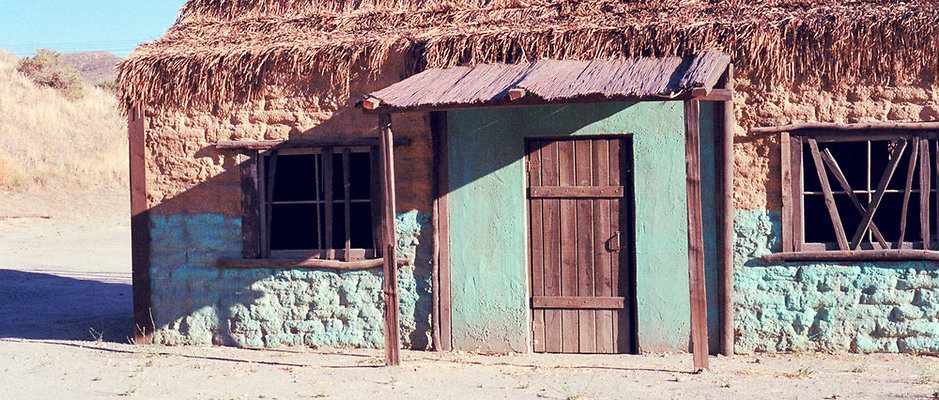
[558, 140, 579, 353]
[763, 249, 939, 262]
[849, 139, 907, 249]
[528, 141, 546, 353]
[592, 139, 614, 354]
[574, 140, 596, 354]
[718, 64, 735, 356]
[263, 151, 278, 257]
[532, 296, 626, 309]
[609, 139, 630, 353]
[807, 138, 849, 250]
[684, 99, 709, 371]
[541, 140, 563, 353]
[378, 113, 400, 366]
[529, 186, 624, 198]
[323, 147, 334, 257]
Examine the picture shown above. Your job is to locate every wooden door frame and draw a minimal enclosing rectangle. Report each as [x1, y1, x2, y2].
[523, 135, 637, 354]
[431, 111, 452, 351]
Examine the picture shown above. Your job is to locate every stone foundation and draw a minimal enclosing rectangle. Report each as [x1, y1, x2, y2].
[149, 211, 433, 348]
[734, 210, 939, 353]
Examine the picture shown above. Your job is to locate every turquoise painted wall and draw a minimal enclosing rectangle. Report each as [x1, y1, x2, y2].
[735, 210, 939, 353]
[148, 211, 434, 348]
[447, 101, 708, 352]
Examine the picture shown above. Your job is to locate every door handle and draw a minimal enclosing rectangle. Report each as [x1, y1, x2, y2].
[606, 231, 620, 252]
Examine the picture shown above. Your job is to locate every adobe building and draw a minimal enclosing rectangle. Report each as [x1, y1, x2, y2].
[118, 0, 939, 363]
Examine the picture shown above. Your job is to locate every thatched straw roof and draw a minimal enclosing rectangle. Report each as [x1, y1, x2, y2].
[117, 0, 939, 111]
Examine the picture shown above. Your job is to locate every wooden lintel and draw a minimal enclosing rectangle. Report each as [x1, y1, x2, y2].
[764, 250, 939, 262]
[752, 121, 939, 134]
[216, 257, 407, 270]
[508, 88, 527, 101]
[216, 136, 411, 150]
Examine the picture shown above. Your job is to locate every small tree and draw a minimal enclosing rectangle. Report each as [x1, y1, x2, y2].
[16, 49, 86, 100]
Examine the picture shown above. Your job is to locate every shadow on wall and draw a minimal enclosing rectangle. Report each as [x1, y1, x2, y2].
[144, 126, 433, 349]
[0, 269, 133, 342]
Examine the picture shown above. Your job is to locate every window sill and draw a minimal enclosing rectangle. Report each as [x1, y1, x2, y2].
[763, 250, 939, 262]
[217, 257, 406, 270]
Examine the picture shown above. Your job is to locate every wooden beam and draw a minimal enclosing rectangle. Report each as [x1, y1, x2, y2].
[528, 186, 624, 198]
[508, 88, 527, 101]
[215, 136, 411, 150]
[531, 296, 626, 309]
[323, 147, 334, 258]
[343, 148, 352, 261]
[717, 64, 735, 356]
[129, 105, 153, 345]
[849, 140, 908, 249]
[263, 152, 278, 258]
[763, 249, 939, 262]
[684, 99, 709, 372]
[807, 138, 849, 250]
[217, 257, 407, 270]
[819, 148, 890, 249]
[898, 140, 920, 247]
[693, 88, 733, 101]
[751, 121, 939, 134]
[378, 113, 401, 366]
[362, 97, 382, 110]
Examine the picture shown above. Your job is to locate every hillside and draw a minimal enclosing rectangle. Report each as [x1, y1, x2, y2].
[61, 51, 121, 85]
[0, 50, 126, 192]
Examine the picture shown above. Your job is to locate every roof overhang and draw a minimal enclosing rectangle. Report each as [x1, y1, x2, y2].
[360, 50, 731, 114]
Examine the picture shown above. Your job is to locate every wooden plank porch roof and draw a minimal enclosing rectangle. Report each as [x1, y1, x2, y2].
[363, 51, 730, 113]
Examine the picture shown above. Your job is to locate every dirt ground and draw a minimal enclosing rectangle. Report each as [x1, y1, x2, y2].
[2, 190, 939, 399]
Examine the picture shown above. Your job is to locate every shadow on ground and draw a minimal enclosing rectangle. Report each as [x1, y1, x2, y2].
[0, 269, 132, 342]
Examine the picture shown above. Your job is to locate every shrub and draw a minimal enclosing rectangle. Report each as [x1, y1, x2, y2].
[16, 49, 86, 100]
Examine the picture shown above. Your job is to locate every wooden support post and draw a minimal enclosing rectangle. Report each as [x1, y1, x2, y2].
[129, 105, 153, 344]
[717, 65, 735, 356]
[379, 113, 401, 366]
[432, 112, 452, 351]
[240, 150, 261, 258]
[684, 99, 709, 372]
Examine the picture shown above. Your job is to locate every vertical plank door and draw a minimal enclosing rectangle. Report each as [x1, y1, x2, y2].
[527, 137, 634, 354]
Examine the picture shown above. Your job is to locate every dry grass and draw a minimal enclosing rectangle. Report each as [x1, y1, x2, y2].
[0, 50, 126, 192]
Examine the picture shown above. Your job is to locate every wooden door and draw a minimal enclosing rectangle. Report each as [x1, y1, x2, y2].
[527, 137, 634, 354]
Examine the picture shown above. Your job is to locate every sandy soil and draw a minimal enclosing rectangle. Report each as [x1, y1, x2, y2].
[1, 190, 938, 399]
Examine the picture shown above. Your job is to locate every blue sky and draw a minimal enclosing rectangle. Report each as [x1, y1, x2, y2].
[0, 1, 185, 57]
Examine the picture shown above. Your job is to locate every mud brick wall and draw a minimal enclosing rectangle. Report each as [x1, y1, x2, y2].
[143, 55, 435, 348]
[732, 76, 939, 353]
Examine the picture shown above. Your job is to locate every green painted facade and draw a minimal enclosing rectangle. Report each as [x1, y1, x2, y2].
[446, 102, 718, 352]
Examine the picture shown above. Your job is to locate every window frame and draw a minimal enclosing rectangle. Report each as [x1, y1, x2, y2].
[781, 130, 939, 256]
[241, 145, 383, 262]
